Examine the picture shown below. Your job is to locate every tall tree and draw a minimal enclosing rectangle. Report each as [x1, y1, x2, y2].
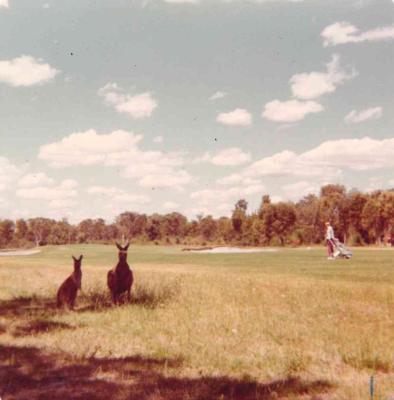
[271, 202, 297, 245]
[0, 219, 15, 247]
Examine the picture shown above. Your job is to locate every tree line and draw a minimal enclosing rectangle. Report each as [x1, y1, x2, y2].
[0, 185, 393, 249]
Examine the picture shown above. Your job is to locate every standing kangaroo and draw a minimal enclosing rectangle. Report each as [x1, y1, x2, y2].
[107, 242, 133, 305]
[57, 255, 83, 310]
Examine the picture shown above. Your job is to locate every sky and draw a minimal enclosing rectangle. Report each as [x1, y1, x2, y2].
[0, 0, 394, 223]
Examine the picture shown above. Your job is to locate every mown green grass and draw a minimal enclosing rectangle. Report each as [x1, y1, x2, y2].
[0, 244, 393, 399]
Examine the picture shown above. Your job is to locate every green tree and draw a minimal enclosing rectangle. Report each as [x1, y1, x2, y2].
[15, 219, 28, 240]
[0, 219, 15, 247]
[232, 199, 248, 238]
[271, 202, 297, 245]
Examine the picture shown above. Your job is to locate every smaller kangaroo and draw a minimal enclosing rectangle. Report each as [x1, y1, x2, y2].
[57, 255, 83, 310]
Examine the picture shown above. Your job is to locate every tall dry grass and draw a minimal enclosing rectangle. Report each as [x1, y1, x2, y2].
[0, 245, 393, 399]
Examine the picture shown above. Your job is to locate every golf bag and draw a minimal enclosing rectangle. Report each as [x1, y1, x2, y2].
[331, 238, 352, 259]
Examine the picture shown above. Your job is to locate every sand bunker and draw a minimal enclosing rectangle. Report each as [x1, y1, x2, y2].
[188, 247, 278, 254]
[0, 249, 41, 257]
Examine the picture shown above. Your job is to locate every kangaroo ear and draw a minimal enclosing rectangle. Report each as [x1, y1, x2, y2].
[116, 242, 122, 250]
[72, 255, 76, 261]
[124, 242, 130, 250]
[79, 255, 83, 261]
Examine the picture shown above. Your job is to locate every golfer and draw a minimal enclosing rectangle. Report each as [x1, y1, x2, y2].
[325, 222, 335, 260]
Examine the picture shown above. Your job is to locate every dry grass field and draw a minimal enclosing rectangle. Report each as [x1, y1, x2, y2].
[0, 244, 393, 399]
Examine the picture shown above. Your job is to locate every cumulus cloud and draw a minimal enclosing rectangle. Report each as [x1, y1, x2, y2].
[0, 0, 9, 8]
[39, 129, 191, 189]
[49, 198, 78, 209]
[322, 22, 394, 47]
[244, 149, 338, 179]
[189, 172, 265, 217]
[164, 0, 305, 3]
[290, 54, 357, 100]
[191, 183, 265, 206]
[0, 55, 59, 87]
[98, 82, 157, 119]
[263, 55, 355, 123]
[164, 0, 199, 3]
[282, 181, 319, 201]
[210, 91, 227, 100]
[301, 137, 394, 171]
[217, 108, 252, 126]
[211, 148, 251, 166]
[217, 174, 260, 186]
[16, 179, 78, 209]
[163, 201, 180, 210]
[344, 107, 382, 124]
[195, 147, 251, 166]
[18, 172, 54, 188]
[262, 99, 323, 122]
[0, 157, 20, 191]
[39, 129, 143, 167]
[153, 136, 164, 143]
[220, 137, 394, 185]
[243, 137, 394, 180]
[87, 186, 150, 204]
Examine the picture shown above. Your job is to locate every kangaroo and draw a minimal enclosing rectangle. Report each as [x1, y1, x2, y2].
[107, 242, 133, 305]
[57, 255, 83, 310]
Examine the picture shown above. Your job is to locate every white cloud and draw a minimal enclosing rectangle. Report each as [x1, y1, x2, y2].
[282, 181, 319, 201]
[217, 174, 260, 186]
[165, 0, 199, 3]
[221, 137, 394, 189]
[188, 180, 264, 217]
[217, 108, 252, 126]
[262, 99, 323, 122]
[98, 82, 157, 119]
[164, 0, 305, 3]
[49, 198, 77, 209]
[0, 157, 20, 191]
[344, 107, 382, 124]
[301, 137, 394, 171]
[0, 0, 9, 8]
[18, 172, 54, 188]
[191, 183, 265, 206]
[0, 55, 59, 87]
[137, 170, 191, 188]
[211, 148, 251, 166]
[39, 129, 191, 189]
[87, 186, 150, 204]
[290, 54, 356, 100]
[216, 173, 244, 186]
[163, 201, 180, 210]
[270, 195, 284, 203]
[16, 179, 78, 203]
[210, 91, 227, 100]
[39, 129, 143, 167]
[322, 22, 394, 47]
[195, 147, 251, 166]
[153, 135, 164, 143]
[244, 149, 339, 179]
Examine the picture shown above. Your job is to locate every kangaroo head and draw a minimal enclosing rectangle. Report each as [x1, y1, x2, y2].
[72, 255, 83, 270]
[116, 242, 129, 262]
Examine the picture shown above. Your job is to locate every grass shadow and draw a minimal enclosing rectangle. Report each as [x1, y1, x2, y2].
[11, 319, 75, 338]
[0, 295, 57, 319]
[0, 277, 180, 318]
[0, 343, 333, 400]
[78, 279, 180, 312]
